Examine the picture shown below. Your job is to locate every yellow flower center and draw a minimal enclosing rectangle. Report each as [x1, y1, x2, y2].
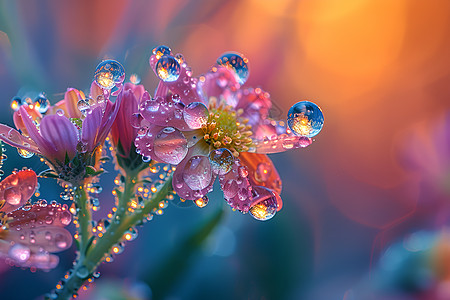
[202, 99, 253, 156]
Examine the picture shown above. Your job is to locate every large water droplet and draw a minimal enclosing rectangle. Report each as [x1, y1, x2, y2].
[182, 156, 212, 190]
[249, 187, 278, 221]
[195, 195, 209, 208]
[209, 148, 234, 175]
[156, 56, 180, 82]
[287, 101, 324, 138]
[94, 59, 125, 90]
[183, 102, 209, 129]
[8, 243, 30, 262]
[59, 211, 72, 226]
[216, 52, 249, 85]
[10, 97, 23, 111]
[17, 148, 34, 159]
[154, 127, 188, 164]
[34, 94, 50, 114]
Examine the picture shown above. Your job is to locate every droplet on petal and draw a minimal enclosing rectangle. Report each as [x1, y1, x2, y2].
[183, 156, 212, 190]
[154, 127, 188, 164]
[129, 73, 141, 84]
[183, 102, 209, 129]
[249, 187, 278, 221]
[156, 56, 180, 82]
[209, 148, 234, 175]
[94, 59, 125, 90]
[8, 243, 31, 262]
[33, 94, 50, 114]
[287, 101, 324, 138]
[152, 45, 172, 59]
[216, 52, 249, 85]
[11, 97, 23, 111]
[298, 136, 312, 148]
[4, 187, 22, 205]
[17, 148, 34, 158]
[77, 100, 91, 116]
[195, 195, 209, 208]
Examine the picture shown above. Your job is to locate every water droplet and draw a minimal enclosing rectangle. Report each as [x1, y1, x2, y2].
[183, 155, 212, 190]
[8, 243, 30, 262]
[90, 184, 103, 194]
[287, 101, 324, 138]
[156, 55, 180, 82]
[94, 59, 125, 90]
[195, 195, 209, 208]
[175, 53, 185, 64]
[152, 45, 172, 58]
[60, 191, 71, 201]
[45, 215, 54, 225]
[77, 99, 91, 116]
[154, 127, 188, 164]
[56, 109, 65, 116]
[249, 188, 278, 221]
[45, 231, 52, 240]
[17, 148, 34, 158]
[59, 211, 72, 225]
[209, 148, 234, 175]
[4, 187, 22, 205]
[76, 266, 89, 278]
[11, 97, 23, 111]
[238, 166, 248, 178]
[129, 73, 141, 84]
[34, 94, 50, 114]
[298, 136, 312, 148]
[183, 102, 209, 129]
[216, 52, 249, 85]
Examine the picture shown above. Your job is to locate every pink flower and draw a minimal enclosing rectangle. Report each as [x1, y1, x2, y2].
[110, 83, 148, 157]
[0, 170, 72, 269]
[135, 50, 304, 219]
[0, 85, 122, 182]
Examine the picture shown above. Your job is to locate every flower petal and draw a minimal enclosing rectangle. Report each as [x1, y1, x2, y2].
[218, 158, 253, 212]
[0, 124, 41, 155]
[64, 88, 84, 118]
[0, 170, 37, 213]
[6, 226, 73, 253]
[8, 203, 72, 228]
[40, 114, 79, 162]
[238, 152, 282, 195]
[235, 88, 271, 128]
[111, 89, 138, 156]
[197, 67, 239, 106]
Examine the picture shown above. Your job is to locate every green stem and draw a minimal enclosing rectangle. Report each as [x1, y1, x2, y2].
[53, 173, 173, 300]
[73, 184, 92, 256]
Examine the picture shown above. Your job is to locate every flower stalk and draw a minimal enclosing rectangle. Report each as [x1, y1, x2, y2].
[53, 171, 173, 300]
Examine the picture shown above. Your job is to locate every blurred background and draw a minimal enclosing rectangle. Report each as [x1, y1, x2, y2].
[1, 0, 450, 299]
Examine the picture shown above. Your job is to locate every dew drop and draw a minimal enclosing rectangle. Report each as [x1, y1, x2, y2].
[10, 96, 23, 111]
[155, 55, 181, 82]
[55, 233, 68, 249]
[34, 94, 50, 114]
[56, 109, 65, 116]
[216, 52, 249, 85]
[59, 211, 72, 226]
[152, 45, 172, 58]
[154, 127, 188, 164]
[287, 101, 324, 138]
[17, 148, 34, 159]
[209, 148, 234, 175]
[4, 187, 22, 205]
[182, 155, 212, 190]
[77, 99, 91, 116]
[298, 136, 312, 148]
[129, 73, 141, 85]
[255, 162, 271, 183]
[249, 188, 278, 221]
[183, 102, 209, 129]
[195, 195, 209, 208]
[94, 59, 125, 90]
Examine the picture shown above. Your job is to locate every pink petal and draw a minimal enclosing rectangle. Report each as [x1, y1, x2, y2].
[0, 170, 37, 213]
[134, 124, 165, 161]
[94, 94, 123, 149]
[0, 124, 42, 155]
[8, 203, 72, 228]
[111, 89, 138, 156]
[139, 92, 190, 131]
[19, 106, 58, 159]
[40, 114, 79, 162]
[197, 67, 239, 105]
[7, 226, 73, 253]
[82, 106, 103, 151]
[64, 88, 84, 118]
